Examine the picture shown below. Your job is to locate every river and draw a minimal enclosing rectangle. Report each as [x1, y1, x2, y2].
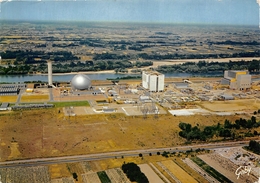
[0, 72, 225, 83]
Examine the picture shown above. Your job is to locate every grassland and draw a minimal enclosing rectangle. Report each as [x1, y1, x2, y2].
[20, 95, 49, 102]
[49, 101, 90, 108]
[0, 108, 243, 161]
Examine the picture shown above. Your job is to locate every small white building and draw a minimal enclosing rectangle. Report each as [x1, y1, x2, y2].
[221, 70, 251, 90]
[142, 71, 164, 92]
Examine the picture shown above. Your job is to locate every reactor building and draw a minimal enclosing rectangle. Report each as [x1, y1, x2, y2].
[221, 70, 251, 90]
[71, 74, 92, 90]
[142, 71, 164, 92]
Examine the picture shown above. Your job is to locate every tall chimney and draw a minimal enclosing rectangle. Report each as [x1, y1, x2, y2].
[47, 60, 53, 86]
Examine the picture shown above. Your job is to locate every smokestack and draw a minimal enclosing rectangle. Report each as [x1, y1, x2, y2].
[47, 60, 53, 86]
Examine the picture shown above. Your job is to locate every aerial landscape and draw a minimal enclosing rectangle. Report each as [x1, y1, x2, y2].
[0, 0, 260, 183]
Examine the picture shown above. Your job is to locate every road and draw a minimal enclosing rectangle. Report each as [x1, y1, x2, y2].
[0, 140, 252, 168]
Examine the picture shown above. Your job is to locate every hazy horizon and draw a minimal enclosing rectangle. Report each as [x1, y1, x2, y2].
[0, 0, 259, 26]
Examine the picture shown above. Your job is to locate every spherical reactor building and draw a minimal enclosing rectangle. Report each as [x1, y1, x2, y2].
[71, 74, 91, 90]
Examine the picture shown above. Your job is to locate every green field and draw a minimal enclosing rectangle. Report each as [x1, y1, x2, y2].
[49, 101, 90, 108]
[97, 171, 111, 183]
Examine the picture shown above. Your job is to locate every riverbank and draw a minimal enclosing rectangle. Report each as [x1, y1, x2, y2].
[36, 70, 116, 76]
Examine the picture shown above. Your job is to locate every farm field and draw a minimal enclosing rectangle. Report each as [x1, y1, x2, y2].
[0, 155, 212, 183]
[160, 160, 198, 183]
[0, 166, 50, 183]
[139, 164, 164, 183]
[20, 95, 49, 102]
[0, 96, 17, 103]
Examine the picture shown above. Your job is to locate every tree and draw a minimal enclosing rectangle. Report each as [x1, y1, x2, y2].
[248, 60, 260, 72]
[219, 128, 231, 137]
[72, 173, 78, 181]
[122, 162, 149, 183]
[224, 119, 232, 129]
[203, 126, 214, 138]
[251, 116, 257, 124]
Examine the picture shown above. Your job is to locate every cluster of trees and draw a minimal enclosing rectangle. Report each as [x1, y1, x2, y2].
[107, 75, 141, 80]
[80, 39, 105, 48]
[228, 116, 260, 129]
[52, 43, 79, 48]
[93, 53, 130, 60]
[211, 40, 259, 46]
[1, 50, 78, 63]
[156, 60, 260, 73]
[246, 140, 260, 155]
[122, 162, 149, 183]
[0, 65, 31, 75]
[137, 51, 260, 60]
[179, 116, 260, 141]
[2, 50, 45, 60]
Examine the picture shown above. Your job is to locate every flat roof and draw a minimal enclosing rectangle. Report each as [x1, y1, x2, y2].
[143, 71, 163, 76]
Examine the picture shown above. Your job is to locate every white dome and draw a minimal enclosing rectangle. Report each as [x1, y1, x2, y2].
[71, 74, 91, 90]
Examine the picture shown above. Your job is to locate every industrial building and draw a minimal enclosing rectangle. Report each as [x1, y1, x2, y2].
[142, 71, 164, 92]
[0, 84, 26, 95]
[221, 70, 251, 90]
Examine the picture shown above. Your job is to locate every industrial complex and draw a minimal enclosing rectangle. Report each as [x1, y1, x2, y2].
[0, 62, 260, 183]
[0, 60, 259, 116]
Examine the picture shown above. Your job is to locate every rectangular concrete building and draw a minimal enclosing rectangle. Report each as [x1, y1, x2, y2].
[142, 71, 164, 92]
[221, 70, 251, 90]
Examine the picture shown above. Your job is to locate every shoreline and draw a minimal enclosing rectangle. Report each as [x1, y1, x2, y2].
[36, 70, 116, 76]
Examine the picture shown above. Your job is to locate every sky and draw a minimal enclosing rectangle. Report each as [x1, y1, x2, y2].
[0, 0, 259, 26]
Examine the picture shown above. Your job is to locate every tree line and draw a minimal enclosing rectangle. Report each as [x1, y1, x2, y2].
[156, 60, 260, 73]
[137, 51, 260, 60]
[179, 116, 260, 141]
